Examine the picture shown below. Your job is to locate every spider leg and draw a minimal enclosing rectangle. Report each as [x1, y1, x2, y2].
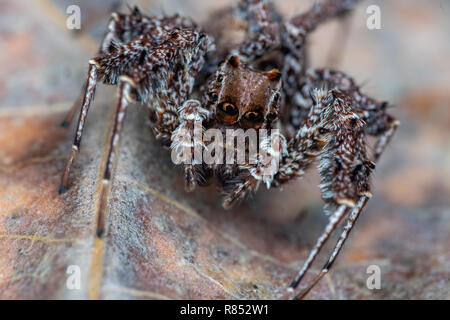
[108, 29, 212, 146]
[222, 171, 261, 209]
[291, 195, 369, 299]
[59, 63, 98, 194]
[61, 9, 197, 128]
[100, 11, 124, 54]
[282, 0, 361, 115]
[288, 0, 359, 33]
[287, 204, 349, 292]
[95, 33, 212, 234]
[60, 11, 135, 128]
[137, 30, 213, 145]
[59, 35, 156, 192]
[94, 29, 211, 234]
[99, 6, 193, 53]
[370, 108, 400, 161]
[96, 80, 132, 237]
[232, 0, 281, 61]
[60, 24, 212, 193]
[311, 69, 400, 162]
[171, 100, 210, 192]
[59, 10, 142, 129]
[99, 7, 197, 53]
[102, 80, 132, 187]
[272, 88, 374, 297]
[286, 68, 399, 163]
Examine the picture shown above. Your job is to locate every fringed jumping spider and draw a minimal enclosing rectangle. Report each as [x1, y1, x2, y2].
[59, 0, 399, 299]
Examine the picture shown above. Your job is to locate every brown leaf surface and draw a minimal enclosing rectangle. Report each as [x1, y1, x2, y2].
[0, 0, 449, 299]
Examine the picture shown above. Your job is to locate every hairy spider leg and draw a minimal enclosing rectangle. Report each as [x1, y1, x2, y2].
[60, 11, 129, 129]
[60, 63, 98, 194]
[272, 88, 374, 298]
[170, 100, 210, 192]
[59, 33, 153, 193]
[292, 196, 369, 299]
[289, 90, 373, 297]
[233, 0, 281, 61]
[287, 204, 349, 291]
[59, 36, 153, 192]
[281, 0, 361, 124]
[374, 118, 400, 161]
[60, 7, 197, 128]
[59, 5, 212, 193]
[96, 30, 211, 234]
[96, 80, 132, 237]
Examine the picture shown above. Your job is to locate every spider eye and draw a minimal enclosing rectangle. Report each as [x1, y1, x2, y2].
[240, 110, 264, 129]
[244, 111, 263, 122]
[218, 102, 238, 115]
[209, 91, 218, 102]
[267, 112, 278, 121]
[217, 74, 224, 82]
[217, 102, 239, 124]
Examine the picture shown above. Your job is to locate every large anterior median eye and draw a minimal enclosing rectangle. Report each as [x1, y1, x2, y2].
[218, 102, 238, 115]
[217, 102, 239, 123]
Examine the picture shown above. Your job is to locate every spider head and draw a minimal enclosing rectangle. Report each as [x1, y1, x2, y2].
[208, 55, 282, 130]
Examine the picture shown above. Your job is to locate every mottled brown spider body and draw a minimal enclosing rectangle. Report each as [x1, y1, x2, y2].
[59, 0, 398, 299]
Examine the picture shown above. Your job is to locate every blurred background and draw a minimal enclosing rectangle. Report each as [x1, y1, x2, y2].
[0, 0, 449, 299]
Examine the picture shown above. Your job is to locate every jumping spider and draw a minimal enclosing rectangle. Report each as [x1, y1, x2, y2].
[59, 0, 398, 299]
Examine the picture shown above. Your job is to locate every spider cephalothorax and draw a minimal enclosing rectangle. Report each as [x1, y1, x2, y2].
[58, 0, 399, 299]
[206, 55, 282, 130]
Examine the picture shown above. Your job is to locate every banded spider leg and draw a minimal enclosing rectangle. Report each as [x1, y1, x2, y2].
[59, 10, 213, 237]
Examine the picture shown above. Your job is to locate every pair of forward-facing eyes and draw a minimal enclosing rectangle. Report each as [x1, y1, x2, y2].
[216, 102, 278, 123]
